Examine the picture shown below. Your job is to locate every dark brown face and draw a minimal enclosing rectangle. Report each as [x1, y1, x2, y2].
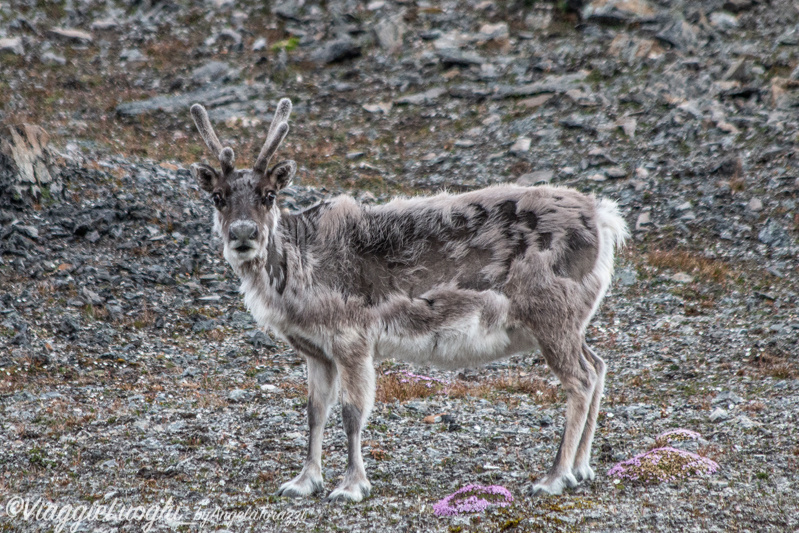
[213, 170, 277, 265]
[191, 161, 296, 268]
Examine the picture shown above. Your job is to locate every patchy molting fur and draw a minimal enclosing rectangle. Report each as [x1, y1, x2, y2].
[189, 98, 629, 503]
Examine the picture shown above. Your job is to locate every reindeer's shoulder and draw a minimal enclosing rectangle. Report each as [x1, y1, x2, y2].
[314, 194, 366, 240]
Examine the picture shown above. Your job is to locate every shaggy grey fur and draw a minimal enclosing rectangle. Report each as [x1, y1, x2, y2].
[189, 98, 629, 502]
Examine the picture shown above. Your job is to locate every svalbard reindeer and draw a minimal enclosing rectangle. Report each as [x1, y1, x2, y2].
[189, 98, 629, 502]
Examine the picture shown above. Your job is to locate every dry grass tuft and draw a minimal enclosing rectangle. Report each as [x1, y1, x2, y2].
[376, 373, 443, 403]
[742, 401, 766, 413]
[376, 370, 560, 405]
[647, 249, 735, 283]
[448, 373, 560, 404]
[747, 349, 797, 380]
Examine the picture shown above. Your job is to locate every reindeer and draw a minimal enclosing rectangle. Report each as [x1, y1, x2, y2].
[189, 98, 629, 502]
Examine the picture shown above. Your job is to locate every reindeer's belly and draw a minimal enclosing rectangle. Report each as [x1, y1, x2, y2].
[373, 287, 538, 369]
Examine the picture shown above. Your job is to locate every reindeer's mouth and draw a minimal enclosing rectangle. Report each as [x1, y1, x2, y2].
[226, 241, 259, 263]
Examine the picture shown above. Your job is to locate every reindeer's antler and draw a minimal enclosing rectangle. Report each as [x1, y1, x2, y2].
[253, 98, 292, 176]
[190, 104, 235, 175]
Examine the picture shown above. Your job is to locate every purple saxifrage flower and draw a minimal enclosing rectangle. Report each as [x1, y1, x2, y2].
[433, 484, 514, 517]
[608, 446, 719, 483]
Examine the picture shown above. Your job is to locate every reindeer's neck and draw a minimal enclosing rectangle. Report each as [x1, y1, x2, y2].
[238, 205, 322, 293]
[236, 225, 286, 298]
[264, 227, 287, 293]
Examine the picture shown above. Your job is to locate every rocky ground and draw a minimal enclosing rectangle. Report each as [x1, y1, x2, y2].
[1, 0, 798, 531]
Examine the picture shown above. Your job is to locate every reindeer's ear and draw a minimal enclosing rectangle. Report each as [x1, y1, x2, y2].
[268, 160, 297, 191]
[191, 163, 221, 192]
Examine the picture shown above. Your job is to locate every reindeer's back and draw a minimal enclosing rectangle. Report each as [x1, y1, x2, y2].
[310, 185, 600, 305]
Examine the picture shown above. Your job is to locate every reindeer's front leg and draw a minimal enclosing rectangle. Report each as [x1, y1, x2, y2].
[326, 344, 375, 503]
[276, 354, 338, 498]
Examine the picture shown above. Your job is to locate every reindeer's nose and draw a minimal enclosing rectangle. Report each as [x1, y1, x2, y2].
[229, 221, 258, 242]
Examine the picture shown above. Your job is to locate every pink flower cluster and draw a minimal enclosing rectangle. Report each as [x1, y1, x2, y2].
[433, 484, 514, 517]
[608, 446, 719, 483]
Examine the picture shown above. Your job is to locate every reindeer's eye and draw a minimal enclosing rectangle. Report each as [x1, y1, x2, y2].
[212, 192, 226, 209]
[262, 190, 276, 208]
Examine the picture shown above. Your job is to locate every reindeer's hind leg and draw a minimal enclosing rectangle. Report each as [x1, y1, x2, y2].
[276, 354, 338, 498]
[529, 337, 597, 496]
[326, 341, 375, 503]
[572, 342, 606, 483]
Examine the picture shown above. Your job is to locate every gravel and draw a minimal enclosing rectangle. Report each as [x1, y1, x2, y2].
[0, 0, 797, 531]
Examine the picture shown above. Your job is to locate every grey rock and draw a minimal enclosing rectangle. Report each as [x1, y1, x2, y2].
[0, 37, 24, 55]
[394, 88, 446, 105]
[615, 268, 638, 286]
[40, 51, 66, 65]
[758, 219, 790, 247]
[713, 391, 744, 405]
[477, 22, 509, 41]
[15, 225, 38, 239]
[656, 18, 699, 51]
[91, 19, 119, 31]
[723, 0, 755, 12]
[120, 48, 147, 63]
[191, 61, 232, 83]
[182, 366, 201, 378]
[218, 29, 243, 47]
[494, 71, 589, 99]
[247, 330, 277, 349]
[606, 166, 628, 179]
[229, 311, 255, 329]
[710, 12, 739, 31]
[779, 25, 799, 46]
[311, 38, 361, 64]
[436, 48, 484, 67]
[46, 28, 93, 44]
[582, 0, 657, 22]
[81, 287, 103, 305]
[510, 137, 532, 155]
[516, 170, 553, 185]
[375, 15, 405, 52]
[747, 198, 763, 212]
[115, 83, 261, 116]
[228, 389, 251, 402]
[256, 370, 275, 384]
[709, 407, 729, 422]
[636, 211, 652, 231]
[192, 319, 217, 333]
[405, 401, 428, 413]
[167, 420, 186, 432]
[59, 317, 80, 334]
[735, 415, 757, 429]
[252, 37, 267, 51]
[722, 58, 748, 82]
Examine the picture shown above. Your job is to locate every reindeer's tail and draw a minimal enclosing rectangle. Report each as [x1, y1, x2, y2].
[585, 197, 630, 324]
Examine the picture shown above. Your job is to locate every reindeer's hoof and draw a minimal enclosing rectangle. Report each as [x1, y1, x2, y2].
[275, 476, 324, 498]
[325, 481, 371, 503]
[528, 472, 579, 497]
[573, 463, 596, 483]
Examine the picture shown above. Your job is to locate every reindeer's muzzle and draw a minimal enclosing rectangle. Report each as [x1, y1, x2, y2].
[228, 220, 259, 255]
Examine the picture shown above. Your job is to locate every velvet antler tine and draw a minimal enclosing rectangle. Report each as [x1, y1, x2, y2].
[253, 98, 292, 176]
[267, 98, 293, 142]
[190, 104, 224, 159]
[253, 122, 289, 176]
[191, 104, 236, 175]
